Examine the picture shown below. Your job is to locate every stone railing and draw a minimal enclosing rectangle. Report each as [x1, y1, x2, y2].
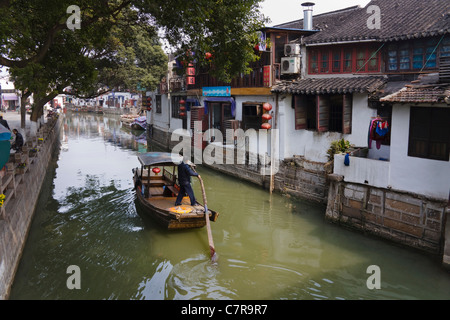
[0, 113, 62, 299]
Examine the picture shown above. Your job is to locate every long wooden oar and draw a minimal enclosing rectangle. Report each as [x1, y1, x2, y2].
[196, 174, 217, 262]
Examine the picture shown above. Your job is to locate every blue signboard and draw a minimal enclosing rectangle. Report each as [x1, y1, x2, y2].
[202, 86, 231, 97]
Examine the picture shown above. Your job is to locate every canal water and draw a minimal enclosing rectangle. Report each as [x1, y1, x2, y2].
[9, 112, 450, 300]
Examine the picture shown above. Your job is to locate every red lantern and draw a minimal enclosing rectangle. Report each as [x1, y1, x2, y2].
[262, 113, 272, 121]
[152, 167, 161, 175]
[180, 112, 186, 117]
[179, 100, 185, 105]
[261, 123, 272, 130]
[263, 103, 272, 111]
[187, 67, 195, 76]
[180, 106, 186, 111]
[187, 76, 195, 85]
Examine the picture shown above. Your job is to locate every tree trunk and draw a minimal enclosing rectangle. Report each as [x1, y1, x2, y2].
[30, 93, 46, 136]
[20, 91, 31, 129]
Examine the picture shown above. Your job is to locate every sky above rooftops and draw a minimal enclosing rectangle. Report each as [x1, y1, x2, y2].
[261, 0, 371, 26]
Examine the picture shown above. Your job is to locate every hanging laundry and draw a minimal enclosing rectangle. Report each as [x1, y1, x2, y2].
[376, 120, 389, 137]
[368, 118, 389, 150]
[344, 153, 350, 166]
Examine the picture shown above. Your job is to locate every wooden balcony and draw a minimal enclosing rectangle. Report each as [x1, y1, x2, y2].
[169, 77, 186, 93]
[188, 63, 280, 91]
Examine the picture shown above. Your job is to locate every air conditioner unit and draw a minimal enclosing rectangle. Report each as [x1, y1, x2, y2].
[281, 56, 301, 74]
[284, 43, 301, 56]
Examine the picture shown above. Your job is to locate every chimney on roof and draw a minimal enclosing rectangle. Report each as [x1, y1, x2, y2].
[301, 2, 315, 30]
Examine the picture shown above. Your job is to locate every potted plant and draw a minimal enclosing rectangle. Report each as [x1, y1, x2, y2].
[326, 138, 352, 162]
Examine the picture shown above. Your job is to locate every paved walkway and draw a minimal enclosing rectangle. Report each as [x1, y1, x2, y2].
[0, 111, 31, 132]
[1, 111, 35, 149]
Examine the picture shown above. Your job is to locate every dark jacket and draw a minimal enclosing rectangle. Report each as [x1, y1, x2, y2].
[0, 118, 10, 130]
[12, 131, 24, 150]
[177, 162, 198, 186]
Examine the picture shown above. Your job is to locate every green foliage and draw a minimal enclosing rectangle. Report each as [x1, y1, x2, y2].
[146, 0, 267, 82]
[327, 139, 352, 162]
[100, 24, 168, 93]
[0, 0, 267, 120]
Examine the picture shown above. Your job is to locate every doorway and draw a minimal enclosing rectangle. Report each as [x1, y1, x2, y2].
[209, 102, 233, 142]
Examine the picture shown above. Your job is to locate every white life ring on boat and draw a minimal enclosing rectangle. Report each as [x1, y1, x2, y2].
[169, 206, 193, 214]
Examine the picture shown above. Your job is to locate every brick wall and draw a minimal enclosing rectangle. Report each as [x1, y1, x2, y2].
[149, 126, 172, 150]
[326, 174, 448, 255]
[0, 116, 62, 299]
[274, 156, 329, 204]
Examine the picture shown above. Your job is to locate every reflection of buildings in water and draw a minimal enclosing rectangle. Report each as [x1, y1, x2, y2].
[64, 113, 119, 137]
[104, 129, 147, 152]
[62, 113, 147, 152]
[61, 123, 69, 152]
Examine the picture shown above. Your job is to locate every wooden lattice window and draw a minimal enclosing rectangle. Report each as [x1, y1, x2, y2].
[408, 107, 450, 161]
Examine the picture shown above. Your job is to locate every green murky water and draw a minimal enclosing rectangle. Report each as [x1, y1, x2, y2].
[9, 112, 450, 300]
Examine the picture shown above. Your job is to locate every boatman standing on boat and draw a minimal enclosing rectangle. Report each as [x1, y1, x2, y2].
[175, 160, 199, 206]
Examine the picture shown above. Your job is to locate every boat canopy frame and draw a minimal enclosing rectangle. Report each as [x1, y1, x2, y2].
[137, 152, 183, 167]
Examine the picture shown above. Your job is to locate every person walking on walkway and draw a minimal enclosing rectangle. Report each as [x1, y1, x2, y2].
[175, 160, 199, 206]
[0, 115, 10, 131]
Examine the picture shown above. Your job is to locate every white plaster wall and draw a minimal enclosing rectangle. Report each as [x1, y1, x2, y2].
[368, 144, 390, 161]
[232, 95, 277, 122]
[234, 95, 276, 157]
[151, 94, 170, 132]
[389, 104, 450, 200]
[334, 153, 390, 188]
[166, 94, 182, 133]
[188, 95, 276, 156]
[279, 93, 376, 162]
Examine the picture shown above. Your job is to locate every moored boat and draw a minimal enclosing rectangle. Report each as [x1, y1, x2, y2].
[120, 114, 139, 128]
[132, 152, 219, 229]
[130, 115, 146, 130]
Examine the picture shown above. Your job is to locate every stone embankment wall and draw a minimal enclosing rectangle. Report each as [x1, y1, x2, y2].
[151, 126, 329, 204]
[0, 115, 62, 299]
[274, 156, 329, 204]
[150, 127, 171, 150]
[326, 174, 448, 256]
[202, 153, 329, 204]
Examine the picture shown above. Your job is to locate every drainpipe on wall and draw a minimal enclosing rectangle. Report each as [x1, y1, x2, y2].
[270, 93, 279, 194]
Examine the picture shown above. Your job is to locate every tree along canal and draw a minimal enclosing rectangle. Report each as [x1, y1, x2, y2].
[9, 112, 450, 300]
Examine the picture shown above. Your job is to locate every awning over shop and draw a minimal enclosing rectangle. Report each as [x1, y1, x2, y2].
[186, 98, 200, 111]
[203, 97, 236, 117]
[1, 93, 18, 101]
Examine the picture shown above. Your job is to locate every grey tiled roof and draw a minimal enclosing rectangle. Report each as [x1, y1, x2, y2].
[276, 0, 450, 44]
[271, 76, 387, 95]
[380, 87, 449, 103]
[380, 73, 450, 103]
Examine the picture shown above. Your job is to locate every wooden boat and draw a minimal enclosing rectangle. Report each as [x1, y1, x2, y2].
[132, 152, 219, 229]
[120, 114, 139, 128]
[130, 116, 146, 131]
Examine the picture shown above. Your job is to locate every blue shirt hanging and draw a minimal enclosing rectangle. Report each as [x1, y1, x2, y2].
[344, 153, 350, 166]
